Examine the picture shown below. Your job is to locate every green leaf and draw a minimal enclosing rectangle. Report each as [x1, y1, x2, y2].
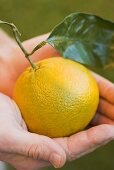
[46, 13, 114, 68]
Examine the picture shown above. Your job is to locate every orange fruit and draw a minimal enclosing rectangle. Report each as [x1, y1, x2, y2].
[13, 57, 99, 137]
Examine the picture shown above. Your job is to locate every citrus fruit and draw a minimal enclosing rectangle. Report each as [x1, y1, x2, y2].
[13, 57, 99, 138]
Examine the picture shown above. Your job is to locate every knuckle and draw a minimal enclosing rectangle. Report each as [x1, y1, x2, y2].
[86, 125, 113, 147]
[63, 124, 114, 162]
[104, 83, 114, 98]
[100, 124, 114, 140]
[24, 135, 48, 160]
[86, 129, 99, 147]
[66, 137, 77, 161]
[99, 124, 113, 137]
[25, 143, 41, 160]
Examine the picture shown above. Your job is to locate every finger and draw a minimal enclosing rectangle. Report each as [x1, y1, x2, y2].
[91, 112, 114, 126]
[91, 72, 114, 104]
[55, 124, 114, 161]
[5, 131, 66, 169]
[98, 98, 114, 120]
[3, 152, 50, 170]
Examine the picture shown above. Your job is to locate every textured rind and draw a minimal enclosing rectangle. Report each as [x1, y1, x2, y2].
[13, 57, 99, 138]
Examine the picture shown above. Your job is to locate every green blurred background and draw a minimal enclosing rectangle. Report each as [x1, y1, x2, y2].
[0, 0, 114, 169]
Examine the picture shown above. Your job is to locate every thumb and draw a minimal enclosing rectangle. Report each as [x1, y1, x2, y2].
[10, 130, 66, 168]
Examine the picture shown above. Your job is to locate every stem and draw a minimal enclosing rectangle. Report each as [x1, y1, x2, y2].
[30, 41, 46, 55]
[12, 28, 36, 69]
[0, 20, 46, 70]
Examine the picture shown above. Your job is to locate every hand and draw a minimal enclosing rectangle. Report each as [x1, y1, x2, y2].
[0, 89, 114, 170]
[1, 29, 114, 126]
[0, 85, 114, 170]
[0, 30, 114, 169]
[0, 93, 66, 170]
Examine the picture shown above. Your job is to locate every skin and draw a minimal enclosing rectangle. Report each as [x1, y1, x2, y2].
[0, 29, 114, 170]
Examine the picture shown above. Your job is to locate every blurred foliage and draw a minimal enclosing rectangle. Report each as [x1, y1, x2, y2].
[0, 0, 114, 170]
[0, 0, 114, 40]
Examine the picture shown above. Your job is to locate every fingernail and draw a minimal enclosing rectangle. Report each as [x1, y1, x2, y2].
[49, 153, 62, 168]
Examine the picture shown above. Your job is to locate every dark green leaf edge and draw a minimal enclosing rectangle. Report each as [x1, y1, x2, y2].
[46, 12, 114, 69]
